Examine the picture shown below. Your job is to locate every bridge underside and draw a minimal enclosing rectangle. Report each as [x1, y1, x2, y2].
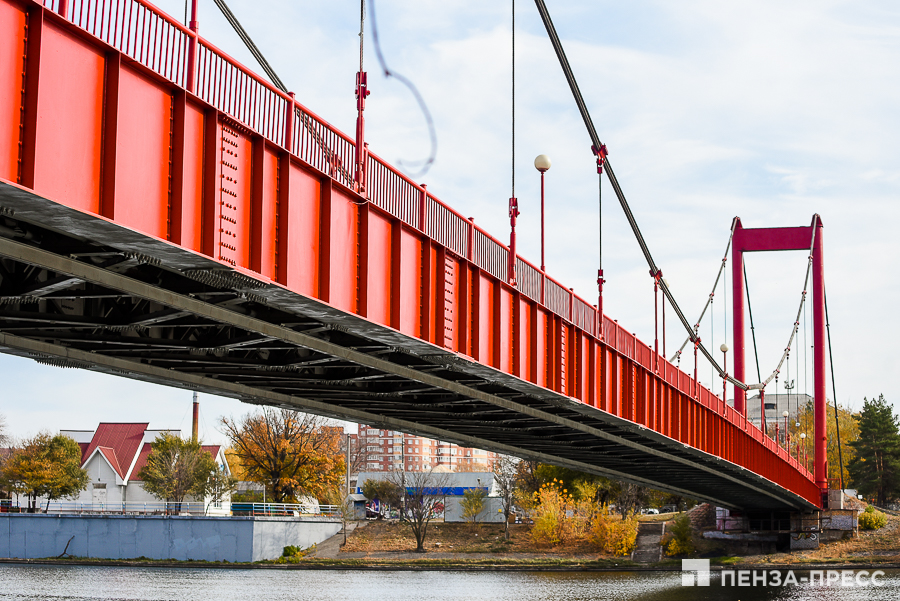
[0, 182, 816, 511]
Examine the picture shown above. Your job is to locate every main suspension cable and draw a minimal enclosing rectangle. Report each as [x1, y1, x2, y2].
[752, 222, 818, 390]
[532, 0, 742, 389]
[671, 219, 737, 364]
[212, 0, 287, 92]
[211, 0, 357, 186]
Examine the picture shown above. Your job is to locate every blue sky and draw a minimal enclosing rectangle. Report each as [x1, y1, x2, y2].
[2, 0, 898, 444]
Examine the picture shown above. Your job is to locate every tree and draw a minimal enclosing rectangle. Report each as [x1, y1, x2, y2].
[460, 488, 487, 524]
[344, 435, 371, 478]
[221, 409, 345, 503]
[5, 432, 88, 511]
[388, 469, 450, 553]
[361, 478, 402, 518]
[848, 395, 900, 506]
[492, 455, 519, 539]
[196, 462, 237, 515]
[795, 399, 860, 484]
[0, 414, 9, 500]
[614, 483, 647, 519]
[137, 432, 218, 508]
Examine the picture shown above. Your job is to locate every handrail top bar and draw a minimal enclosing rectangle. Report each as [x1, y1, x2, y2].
[196, 39, 356, 147]
[127, 0, 197, 37]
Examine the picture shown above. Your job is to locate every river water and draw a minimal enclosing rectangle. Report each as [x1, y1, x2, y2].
[1, 565, 898, 600]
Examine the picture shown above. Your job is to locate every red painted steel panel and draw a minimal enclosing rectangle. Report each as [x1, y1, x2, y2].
[284, 162, 321, 297]
[439, 252, 457, 351]
[477, 275, 493, 365]
[32, 21, 104, 213]
[517, 297, 533, 382]
[426, 245, 439, 343]
[113, 66, 172, 239]
[398, 228, 422, 336]
[178, 102, 204, 250]
[217, 123, 252, 267]
[497, 288, 512, 373]
[365, 212, 391, 325]
[534, 310, 547, 388]
[327, 188, 359, 314]
[0, 1, 25, 181]
[255, 146, 279, 278]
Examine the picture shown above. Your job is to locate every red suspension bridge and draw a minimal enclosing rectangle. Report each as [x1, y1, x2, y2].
[0, 0, 833, 510]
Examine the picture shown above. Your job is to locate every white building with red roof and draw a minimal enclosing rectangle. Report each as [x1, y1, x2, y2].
[60, 423, 231, 515]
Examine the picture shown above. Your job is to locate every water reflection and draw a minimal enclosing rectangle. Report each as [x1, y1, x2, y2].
[0, 565, 897, 601]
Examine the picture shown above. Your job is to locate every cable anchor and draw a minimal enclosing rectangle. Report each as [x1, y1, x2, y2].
[592, 144, 608, 175]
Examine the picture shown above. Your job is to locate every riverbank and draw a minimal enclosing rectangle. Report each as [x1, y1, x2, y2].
[3, 556, 900, 571]
[4, 512, 898, 571]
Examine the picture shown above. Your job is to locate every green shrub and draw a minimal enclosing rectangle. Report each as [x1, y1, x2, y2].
[664, 513, 695, 557]
[858, 506, 887, 530]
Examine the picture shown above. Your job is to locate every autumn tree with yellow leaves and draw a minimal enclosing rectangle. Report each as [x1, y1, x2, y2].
[794, 399, 860, 485]
[220, 409, 345, 504]
[4, 432, 88, 511]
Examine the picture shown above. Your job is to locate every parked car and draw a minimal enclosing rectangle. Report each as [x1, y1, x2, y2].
[641, 508, 659, 515]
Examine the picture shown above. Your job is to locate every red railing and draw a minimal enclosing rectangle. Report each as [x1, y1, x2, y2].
[293, 107, 355, 188]
[366, 152, 420, 226]
[473, 229, 509, 283]
[197, 41, 287, 145]
[516, 258, 542, 303]
[55, 0, 192, 88]
[39, 0, 815, 499]
[425, 195, 469, 257]
[545, 278, 570, 320]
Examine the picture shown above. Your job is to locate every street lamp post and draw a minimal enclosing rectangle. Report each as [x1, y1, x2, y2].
[782, 410, 790, 449]
[534, 154, 551, 273]
[800, 432, 807, 470]
[720, 343, 729, 403]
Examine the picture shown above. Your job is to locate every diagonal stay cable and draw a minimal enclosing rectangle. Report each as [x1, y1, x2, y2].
[211, 0, 354, 187]
[532, 0, 741, 389]
[211, 0, 286, 93]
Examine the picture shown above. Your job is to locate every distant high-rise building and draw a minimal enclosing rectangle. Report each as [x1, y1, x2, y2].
[355, 425, 499, 473]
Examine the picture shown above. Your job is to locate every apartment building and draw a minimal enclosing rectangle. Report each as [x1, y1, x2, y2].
[356, 425, 498, 472]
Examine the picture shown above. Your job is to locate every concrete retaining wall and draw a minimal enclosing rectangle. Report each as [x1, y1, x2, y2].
[0, 514, 341, 562]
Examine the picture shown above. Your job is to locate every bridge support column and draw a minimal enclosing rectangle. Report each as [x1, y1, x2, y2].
[731, 230, 746, 415]
[812, 219, 827, 493]
[731, 215, 829, 503]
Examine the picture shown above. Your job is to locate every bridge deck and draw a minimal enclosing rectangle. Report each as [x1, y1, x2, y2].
[0, 0, 819, 509]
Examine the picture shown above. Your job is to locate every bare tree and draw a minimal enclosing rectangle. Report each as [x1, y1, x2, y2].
[492, 455, 519, 539]
[342, 433, 371, 478]
[0, 413, 8, 447]
[388, 469, 450, 553]
[615, 483, 647, 519]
